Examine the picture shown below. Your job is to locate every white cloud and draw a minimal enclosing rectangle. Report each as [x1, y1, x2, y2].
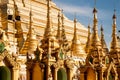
[55, 1, 112, 20]
[57, 3, 93, 18]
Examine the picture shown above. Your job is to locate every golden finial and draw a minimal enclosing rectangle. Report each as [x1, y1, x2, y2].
[71, 15, 86, 58]
[61, 9, 66, 40]
[56, 11, 61, 40]
[60, 9, 70, 56]
[85, 24, 91, 53]
[28, 1, 33, 38]
[73, 13, 77, 41]
[91, 6, 101, 47]
[110, 10, 120, 66]
[100, 25, 108, 54]
[93, 0, 97, 13]
[47, 0, 50, 28]
[112, 9, 116, 25]
[61, 9, 64, 26]
[110, 9, 118, 51]
[89, 6, 104, 67]
[100, 25, 105, 48]
[61, 9, 68, 43]
[72, 14, 79, 45]
[113, 9, 116, 19]
[44, 0, 52, 38]
[20, 2, 37, 54]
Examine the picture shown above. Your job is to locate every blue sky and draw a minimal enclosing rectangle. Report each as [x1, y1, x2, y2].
[53, 0, 120, 48]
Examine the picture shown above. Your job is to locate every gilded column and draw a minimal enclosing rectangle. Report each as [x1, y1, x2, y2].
[54, 68, 57, 80]
[85, 24, 91, 54]
[12, 68, 19, 80]
[67, 66, 73, 80]
[69, 69, 73, 80]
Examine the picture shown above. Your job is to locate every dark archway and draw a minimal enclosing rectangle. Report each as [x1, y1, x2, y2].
[109, 72, 115, 80]
[57, 68, 67, 80]
[0, 66, 11, 80]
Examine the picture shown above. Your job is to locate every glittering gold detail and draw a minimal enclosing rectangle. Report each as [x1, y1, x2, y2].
[20, 8, 38, 54]
[71, 17, 86, 58]
[85, 24, 91, 54]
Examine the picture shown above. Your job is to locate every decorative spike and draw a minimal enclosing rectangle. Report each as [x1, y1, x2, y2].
[20, 7, 37, 54]
[61, 10, 67, 42]
[110, 10, 118, 51]
[71, 16, 86, 58]
[91, 7, 101, 47]
[110, 10, 120, 66]
[93, 7, 97, 13]
[56, 12, 61, 40]
[28, 6, 36, 40]
[73, 15, 77, 41]
[72, 16, 78, 43]
[60, 10, 70, 56]
[113, 9, 116, 19]
[101, 25, 104, 48]
[47, 0, 50, 28]
[88, 7, 104, 67]
[100, 25, 108, 54]
[28, 8, 32, 37]
[85, 24, 91, 53]
[44, 0, 52, 38]
[41, 0, 59, 58]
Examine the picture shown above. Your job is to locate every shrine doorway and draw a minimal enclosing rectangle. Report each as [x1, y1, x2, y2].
[57, 68, 67, 80]
[0, 66, 11, 80]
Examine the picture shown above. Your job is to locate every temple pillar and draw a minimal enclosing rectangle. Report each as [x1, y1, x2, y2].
[46, 64, 51, 80]
[12, 68, 19, 80]
[67, 69, 73, 80]
[53, 68, 57, 80]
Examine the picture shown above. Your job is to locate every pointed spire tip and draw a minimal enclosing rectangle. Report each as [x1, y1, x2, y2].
[113, 9, 116, 19]
[93, 7, 97, 13]
[101, 25, 103, 31]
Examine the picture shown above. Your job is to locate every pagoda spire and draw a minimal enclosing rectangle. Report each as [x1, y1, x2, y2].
[61, 10, 67, 42]
[28, 7, 32, 37]
[100, 25, 108, 54]
[85, 24, 91, 53]
[12, 0, 24, 51]
[71, 16, 86, 58]
[91, 7, 101, 47]
[101, 25, 104, 48]
[56, 12, 61, 41]
[27, 3, 35, 40]
[44, 0, 52, 38]
[87, 7, 104, 67]
[110, 10, 120, 66]
[71, 16, 78, 49]
[41, 0, 59, 59]
[72, 15, 78, 42]
[20, 7, 37, 54]
[110, 10, 118, 51]
[61, 10, 69, 54]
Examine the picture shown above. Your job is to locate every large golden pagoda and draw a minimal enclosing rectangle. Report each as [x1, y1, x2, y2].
[0, 0, 120, 80]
